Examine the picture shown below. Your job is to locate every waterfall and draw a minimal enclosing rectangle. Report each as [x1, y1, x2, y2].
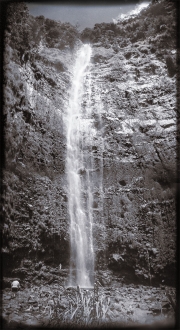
[66, 44, 94, 288]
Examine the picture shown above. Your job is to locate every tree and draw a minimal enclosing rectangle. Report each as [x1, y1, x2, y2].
[6, 2, 30, 52]
[81, 28, 93, 42]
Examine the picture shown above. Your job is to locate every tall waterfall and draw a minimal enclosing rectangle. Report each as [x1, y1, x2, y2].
[66, 44, 94, 288]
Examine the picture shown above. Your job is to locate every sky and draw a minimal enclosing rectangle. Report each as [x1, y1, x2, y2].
[27, 1, 150, 31]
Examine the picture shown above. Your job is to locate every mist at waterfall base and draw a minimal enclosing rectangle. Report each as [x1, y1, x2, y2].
[66, 44, 94, 288]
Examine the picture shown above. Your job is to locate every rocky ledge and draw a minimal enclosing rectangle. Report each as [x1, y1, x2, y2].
[2, 280, 176, 328]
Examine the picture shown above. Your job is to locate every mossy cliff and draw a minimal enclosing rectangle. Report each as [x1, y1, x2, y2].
[2, 1, 177, 288]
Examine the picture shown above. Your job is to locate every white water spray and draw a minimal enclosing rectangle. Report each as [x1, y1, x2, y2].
[66, 44, 94, 287]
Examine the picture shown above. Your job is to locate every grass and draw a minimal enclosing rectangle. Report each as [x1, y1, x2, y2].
[45, 285, 111, 327]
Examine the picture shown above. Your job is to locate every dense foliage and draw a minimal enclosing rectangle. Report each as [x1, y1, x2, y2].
[4, 2, 80, 65]
[81, 0, 176, 56]
[5, 2, 31, 62]
[5, 1, 176, 63]
[30, 16, 80, 50]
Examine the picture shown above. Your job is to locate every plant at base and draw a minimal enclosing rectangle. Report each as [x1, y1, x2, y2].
[46, 285, 111, 327]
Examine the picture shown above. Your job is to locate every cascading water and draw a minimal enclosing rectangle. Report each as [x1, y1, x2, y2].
[66, 44, 94, 288]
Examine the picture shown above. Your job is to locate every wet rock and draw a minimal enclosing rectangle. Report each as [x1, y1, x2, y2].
[138, 303, 149, 311]
[4, 295, 12, 300]
[146, 296, 157, 303]
[151, 303, 162, 313]
[162, 301, 171, 309]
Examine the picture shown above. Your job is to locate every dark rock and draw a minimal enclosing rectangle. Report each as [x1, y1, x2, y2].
[162, 301, 171, 309]
[119, 180, 126, 186]
[23, 259, 32, 267]
[151, 303, 161, 313]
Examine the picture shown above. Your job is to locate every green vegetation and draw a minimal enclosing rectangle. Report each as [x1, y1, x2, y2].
[5, 3, 30, 56]
[80, 0, 176, 57]
[41, 286, 111, 327]
[4, 2, 80, 66]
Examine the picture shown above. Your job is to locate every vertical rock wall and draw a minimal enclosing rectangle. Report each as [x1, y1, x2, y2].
[2, 44, 78, 284]
[90, 42, 176, 285]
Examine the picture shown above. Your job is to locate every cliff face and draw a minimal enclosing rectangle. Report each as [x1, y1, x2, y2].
[2, 1, 177, 287]
[2, 41, 77, 284]
[90, 42, 176, 286]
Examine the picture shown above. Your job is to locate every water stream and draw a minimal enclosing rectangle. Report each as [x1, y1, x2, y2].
[66, 44, 94, 288]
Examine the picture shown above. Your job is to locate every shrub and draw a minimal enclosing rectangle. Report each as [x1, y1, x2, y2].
[47, 27, 61, 39]
[81, 28, 93, 43]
